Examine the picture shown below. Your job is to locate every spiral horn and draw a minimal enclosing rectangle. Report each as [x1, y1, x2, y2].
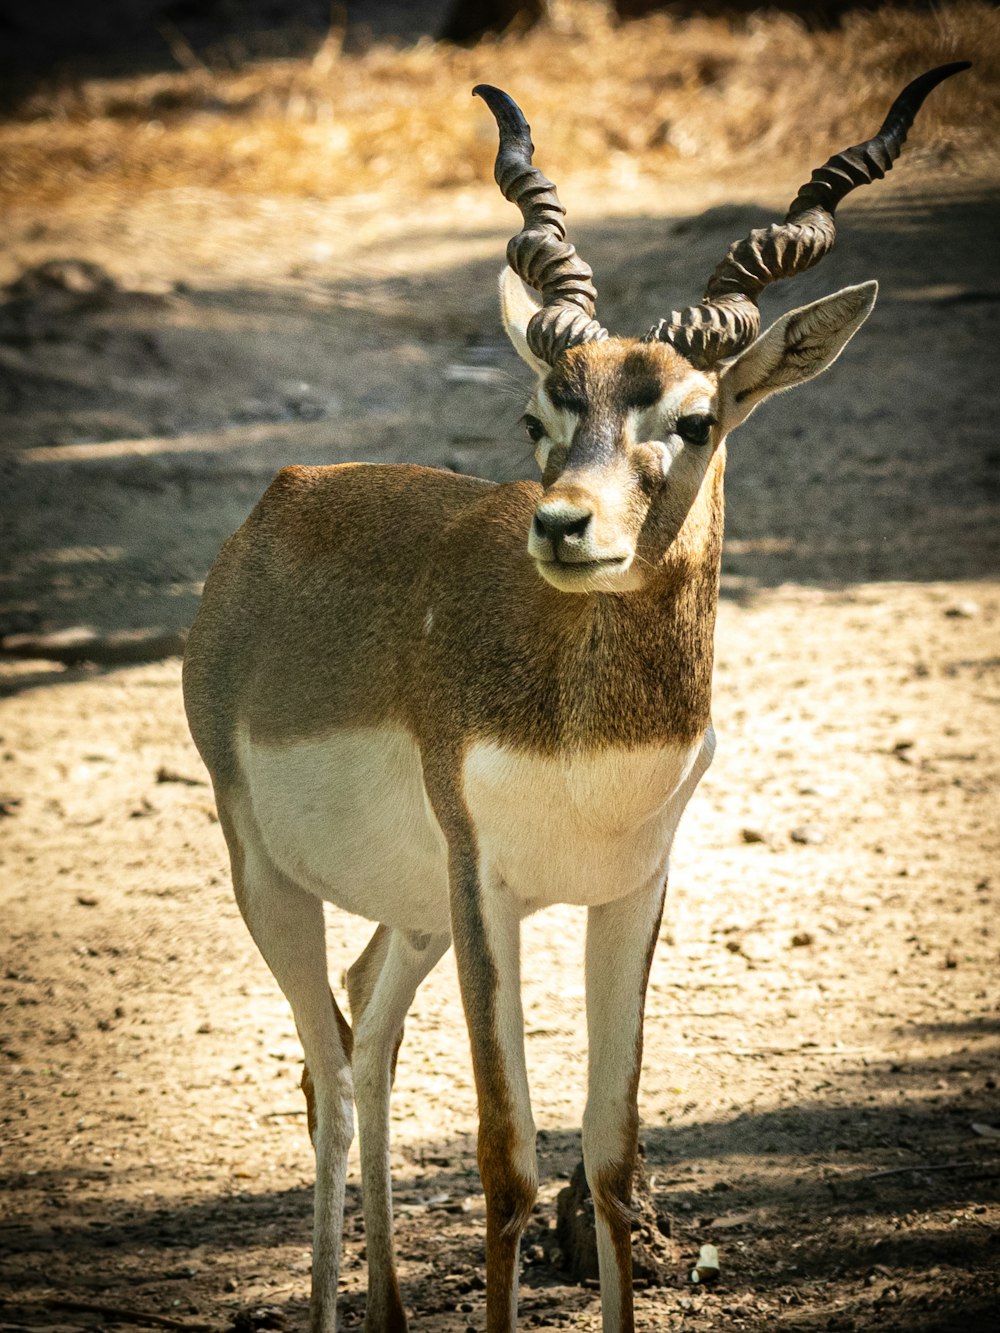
[644, 62, 970, 368]
[475, 84, 608, 365]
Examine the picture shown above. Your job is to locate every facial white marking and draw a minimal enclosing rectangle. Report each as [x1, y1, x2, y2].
[656, 431, 711, 491]
[534, 385, 577, 452]
[633, 378, 716, 447]
[636, 381, 719, 506]
[235, 726, 451, 936]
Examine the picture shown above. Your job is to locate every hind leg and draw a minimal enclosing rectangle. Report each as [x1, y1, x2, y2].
[347, 926, 450, 1332]
[225, 814, 353, 1333]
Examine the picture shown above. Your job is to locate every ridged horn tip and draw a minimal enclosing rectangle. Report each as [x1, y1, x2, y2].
[474, 82, 606, 362]
[473, 84, 532, 145]
[877, 60, 972, 137]
[896, 60, 971, 100]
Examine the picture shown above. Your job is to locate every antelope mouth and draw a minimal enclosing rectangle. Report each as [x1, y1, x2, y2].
[534, 553, 636, 593]
[539, 555, 629, 574]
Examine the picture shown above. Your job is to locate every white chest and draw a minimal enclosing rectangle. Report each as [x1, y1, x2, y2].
[462, 734, 712, 908]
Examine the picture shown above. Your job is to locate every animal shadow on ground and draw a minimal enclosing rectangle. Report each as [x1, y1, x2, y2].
[2, 1028, 998, 1330]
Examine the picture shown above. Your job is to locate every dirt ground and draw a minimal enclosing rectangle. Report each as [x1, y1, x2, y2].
[1, 14, 999, 1332]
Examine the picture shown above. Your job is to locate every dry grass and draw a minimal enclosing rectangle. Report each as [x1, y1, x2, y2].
[1, 1, 997, 212]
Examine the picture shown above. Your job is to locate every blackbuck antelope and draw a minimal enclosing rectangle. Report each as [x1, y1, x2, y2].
[184, 63, 968, 1333]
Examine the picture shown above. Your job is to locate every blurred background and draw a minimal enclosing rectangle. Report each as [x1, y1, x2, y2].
[0, 1, 981, 80]
[1, 7, 998, 1332]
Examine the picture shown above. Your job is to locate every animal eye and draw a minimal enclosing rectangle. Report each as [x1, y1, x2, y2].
[522, 414, 546, 443]
[675, 414, 715, 446]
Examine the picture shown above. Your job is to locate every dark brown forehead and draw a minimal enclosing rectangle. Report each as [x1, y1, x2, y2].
[544, 339, 703, 415]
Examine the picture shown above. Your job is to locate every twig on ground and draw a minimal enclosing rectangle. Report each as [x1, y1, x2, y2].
[46, 1299, 223, 1332]
[860, 1159, 996, 1182]
[156, 766, 208, 787]
[157, 20, 211, 79]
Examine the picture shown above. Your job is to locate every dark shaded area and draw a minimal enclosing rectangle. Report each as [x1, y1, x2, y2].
[2, 1032, 998, 1329]
[2, 189, 997, 658]
[614, 0, 955, 28]
[439, 0, 549, 45]
[0, 0, 973, 89]
[0, 1, 454, 88]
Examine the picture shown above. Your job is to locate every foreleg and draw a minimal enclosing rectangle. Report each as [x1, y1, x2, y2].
[583, 882, 665, 1333]
[347, 925, 449, 1332]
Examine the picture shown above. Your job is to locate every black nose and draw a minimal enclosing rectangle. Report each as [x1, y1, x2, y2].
[532, 507, 593, 545]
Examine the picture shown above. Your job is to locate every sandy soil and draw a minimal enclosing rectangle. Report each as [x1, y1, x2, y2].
[1, 114, 999, 1333]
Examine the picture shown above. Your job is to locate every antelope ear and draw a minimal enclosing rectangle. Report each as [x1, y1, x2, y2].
[717, 282, 878, 434]
[499, 266, 549, 377]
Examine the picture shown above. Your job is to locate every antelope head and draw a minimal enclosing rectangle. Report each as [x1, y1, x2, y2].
[475, 65, 968, 594]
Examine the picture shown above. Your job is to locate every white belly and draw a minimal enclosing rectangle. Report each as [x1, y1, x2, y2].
[235, 725, 451, 934]
[462, 733, 712, 909]
[233, 725, 713, 927]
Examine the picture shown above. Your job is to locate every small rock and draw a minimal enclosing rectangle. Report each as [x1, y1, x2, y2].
[892, 739, 916, 763]
[790, 931, 814, 948]
[690, 1242, 720, 1284]
[7, 258, 117, 299]
[790, 825, 825, 846]
[740, 827, 766, 844]
[76, 894, 99, 907]
[944, 600, 979, 618]
[231, 1309, 286, 1332]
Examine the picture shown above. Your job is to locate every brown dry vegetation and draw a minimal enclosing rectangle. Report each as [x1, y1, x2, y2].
[2, 2, 997, 210]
